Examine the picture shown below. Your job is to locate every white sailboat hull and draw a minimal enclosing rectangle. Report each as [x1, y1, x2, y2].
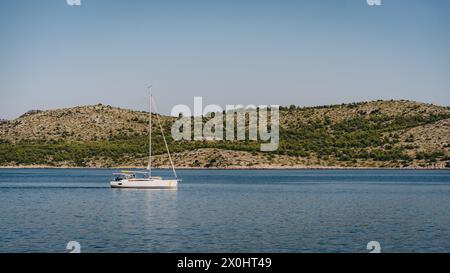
[110, 178, 178, 189]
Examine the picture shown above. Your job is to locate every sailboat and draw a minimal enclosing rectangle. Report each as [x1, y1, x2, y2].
[110, 89, 180, 189]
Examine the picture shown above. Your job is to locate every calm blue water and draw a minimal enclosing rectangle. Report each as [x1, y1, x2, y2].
[0, 169, 449, 253]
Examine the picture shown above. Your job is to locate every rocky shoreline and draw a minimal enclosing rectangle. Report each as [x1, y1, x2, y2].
[0, 165, 448, 170]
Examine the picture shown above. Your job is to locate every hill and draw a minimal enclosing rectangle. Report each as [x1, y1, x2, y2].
[0, 100, 449, 169]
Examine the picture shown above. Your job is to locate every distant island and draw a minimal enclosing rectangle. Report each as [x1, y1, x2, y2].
[0, 100, 449, 169]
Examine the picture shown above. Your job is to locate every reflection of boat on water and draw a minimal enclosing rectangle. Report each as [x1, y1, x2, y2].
[110, 89, 180, 189]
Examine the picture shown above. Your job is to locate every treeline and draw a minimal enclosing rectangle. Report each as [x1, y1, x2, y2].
[0, 111, 449, 167]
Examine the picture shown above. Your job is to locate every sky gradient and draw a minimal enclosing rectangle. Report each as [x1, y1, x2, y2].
[1, 0, 449, 119]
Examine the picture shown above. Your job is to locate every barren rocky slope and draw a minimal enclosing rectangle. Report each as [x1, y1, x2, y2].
[1, 100, 449, 168]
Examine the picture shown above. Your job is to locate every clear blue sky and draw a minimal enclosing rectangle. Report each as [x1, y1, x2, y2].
[1, 0, 449, 119]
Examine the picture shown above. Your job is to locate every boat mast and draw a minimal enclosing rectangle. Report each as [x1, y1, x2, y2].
[151, 96, 178, 179]
[148, 86, 152, 178]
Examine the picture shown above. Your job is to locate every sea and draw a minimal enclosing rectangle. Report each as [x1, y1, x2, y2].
[0, 169, 449, 253]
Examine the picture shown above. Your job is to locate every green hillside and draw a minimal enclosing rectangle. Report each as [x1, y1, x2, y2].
[0, 100, 449, 168]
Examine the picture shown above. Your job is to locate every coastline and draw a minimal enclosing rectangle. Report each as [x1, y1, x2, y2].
[0, 165, 448, 170]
